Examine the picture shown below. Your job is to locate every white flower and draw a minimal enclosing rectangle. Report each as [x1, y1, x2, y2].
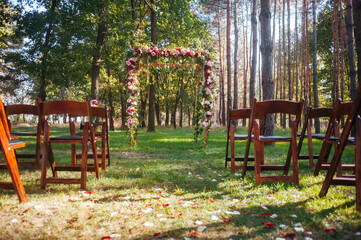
[204, 100, 210, 105]
[165, 52, 169, 57]
[205, 88, 212, 94]
[190, 51, 195, 56]
[202, 121, 208, 128]
[151, 51, 156, 56]
[206, 60, 213, 67]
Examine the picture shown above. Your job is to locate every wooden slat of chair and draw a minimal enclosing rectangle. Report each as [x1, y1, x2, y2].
[70, 106, 110, 170]
[243, 98, 304, 185]
[297, 106, 333, 168]
[225, 107, 254, 173]
[40, 100, 100, 190]
[319, 86, 361, 212]
[5, 99, 43, 170]
[314, 99, 354, 177]
[0, 96, 27, 203]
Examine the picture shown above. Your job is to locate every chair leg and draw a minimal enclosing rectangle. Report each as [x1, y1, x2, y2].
[41, 122, 50, 189]
[355, 117, 361, 212]
[106, 128, 111, 166]
[307, 123, 314, 168]
[4, 147, 27, 203]
[80, 125, 89, 190]
[253, 121, 262, 185]
[314, 141, 332, 176]
[35, 122, 42, 170]
[47, 144, 57, 178]
[230, 124, 236, 173]
[291, 121, 299, 185]
[101, 129, 106, 170]
[88, 125, 100, 179]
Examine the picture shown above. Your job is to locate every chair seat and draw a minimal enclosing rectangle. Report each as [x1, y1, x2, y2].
[259, 135, 291, 141]
[328, 136, 355, 144]
[9, 140, 26, 149]
[297, 133, 325, 139]
[76, 131, 102, 137]
[50, 135, 85, 141]
[11, 132, 38, 136]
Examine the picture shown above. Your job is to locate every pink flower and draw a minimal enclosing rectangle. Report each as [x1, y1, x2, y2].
[151, 51, 156, 56]
[190, 51, 195, 56]
[127, 118, 135, 124]
[206, 111, 212, 118]
[206, 60, 213, 67]
[126, 60, 131, 66]
[205, 88, 212, 94]
[127, 98, 133, 104]
[126, 106, 135, 115]
[202, 121, 208, 128]
[164, 52, 169, 57]
[91, 100, 98, 107]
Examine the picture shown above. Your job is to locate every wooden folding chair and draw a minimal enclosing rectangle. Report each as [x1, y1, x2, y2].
[297, 106, 333, 168]
[243, 99, 304, 185]
[70, 106, 110, 170]
[225, 107, 254, 173]
[319, 86, 361, 212]
[40, 100, 100, 190]
[313, 99, 355, 177]
[5, 99, 43, 170]
[0, 96, 27, 203]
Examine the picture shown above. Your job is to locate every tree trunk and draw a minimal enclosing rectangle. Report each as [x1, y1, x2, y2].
[340, 0, 346, 126]
[140, 95, 147, 128]
[147, 0, 157, 132]
[352, 0, 361, 86]
[287, 0, 292, 127]
[188, 107, 191, 126]
[217, 15, 225, 125]
[233, 0, 239, 119]
[165, 102, 169, 126]
[91, 4, 107, 100]
[346, 0, 357, 99]
[155, 99, 161, 125]
[312, 0, 320, 133]
[250, 0, 258, 106]
[295, 0, 299, 101]
[226, 0, 232, 114]
[332, 0, 340, 104]
[260, 0, 274, 138]
[39, 0, 57, 101]
[282, 0, 286, 128]
[107, 68, 114, 131]
[119, 77, 127, 129]
[242, 3, 249, 126]
[179, 100, 183, 128]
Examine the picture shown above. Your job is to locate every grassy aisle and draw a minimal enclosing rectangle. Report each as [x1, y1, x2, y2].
[0, 126, 360, 239]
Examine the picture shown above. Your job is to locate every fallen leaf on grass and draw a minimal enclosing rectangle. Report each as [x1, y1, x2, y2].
[262, 220, 275, 228]
[222, 218, 232, 223]
[325, 229, 336, 234]
[162, 203, 170, 207]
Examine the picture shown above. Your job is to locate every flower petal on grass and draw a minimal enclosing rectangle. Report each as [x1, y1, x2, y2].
[185, 182, 190, 185]
[280, 232, 296, 238]
[211, 179, 217, 182]
[293, 223, 302, 227]
[270, 214, 279, 218]
[153, 232, 161, 236]
[100, 236, 111, 240]
[109, 234, 121, 238]
[294, 227, 304, 232]
[261, 205, 269, 210]
[159, 218, 167, 222]
[209, 199, 214, 203]
[279, 224, 288, 229]
[144, 222, 154, 227]
[222, 218, 232, 223]
[11, 219, 18, 223]
[354, 232, 361, 236]
[225, 210, 240, 215]
[110, 212, 118, 217]
[197, 226, 207, 232]
[291, 214, 297, 218]
[195, 220, 203, 225]
[211, 215, 219, 221]
[262, 220, 275, 228]
[189, 231, 198, 236]
[325, 229, 336, 234]
[304, 237, 313, 240]
[261, 213, 271, 216]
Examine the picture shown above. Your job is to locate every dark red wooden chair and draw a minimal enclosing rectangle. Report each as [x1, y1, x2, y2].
[319, 86, 361, 212]
[313, 99, 355, 177]
[40, 100, 100, 190]
[297, 106, 333, 168]
[225, 107, 254, 173]
[0, 96, 27, 203]
[70, 106, 110, 170]
[243, 99, 304, 185]
[5, 99, 43, 169]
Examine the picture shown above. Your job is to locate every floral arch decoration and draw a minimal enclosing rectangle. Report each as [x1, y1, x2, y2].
[125, 47, 214, 147]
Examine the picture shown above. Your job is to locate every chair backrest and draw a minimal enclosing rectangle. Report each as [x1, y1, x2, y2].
[0, 96, 11, 139]
[40, 100, 91, 118]
[307, 107, 333, 119]
[251, 98, 304, 123]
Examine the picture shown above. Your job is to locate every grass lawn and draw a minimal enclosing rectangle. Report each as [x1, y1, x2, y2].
[0, 125, 360, 239]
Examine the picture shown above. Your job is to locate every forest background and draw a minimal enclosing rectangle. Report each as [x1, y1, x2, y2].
[1, 0, 360, 133]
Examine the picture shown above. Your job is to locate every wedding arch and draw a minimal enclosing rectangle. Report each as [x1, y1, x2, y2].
[125, 47, 214, 147]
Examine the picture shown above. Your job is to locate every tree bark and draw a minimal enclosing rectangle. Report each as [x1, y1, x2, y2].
[260, 0, 274, 137]
[332, 0, 340, 104]
[217, 15, 225, 125]
[312, 0, 320, 133]
[91, 4, 107, 100]
[282, 0, 286, 128]
[140, 95, 147, 128]
[242, 2, 249, 126]
[165, 102, 169, 126]
[119, 77, 127, 129]
[346, 0, 357, 99]
[352, 0, 361, 86]
[147, 0, 157, 132]
[155, 100, 161, 125]
[294, 0, 299, 101]
[233, 0, 239, 119]
[250, 0, 258, 106]
[39, 0, 57, 101]
[226, 0, 232, 114]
